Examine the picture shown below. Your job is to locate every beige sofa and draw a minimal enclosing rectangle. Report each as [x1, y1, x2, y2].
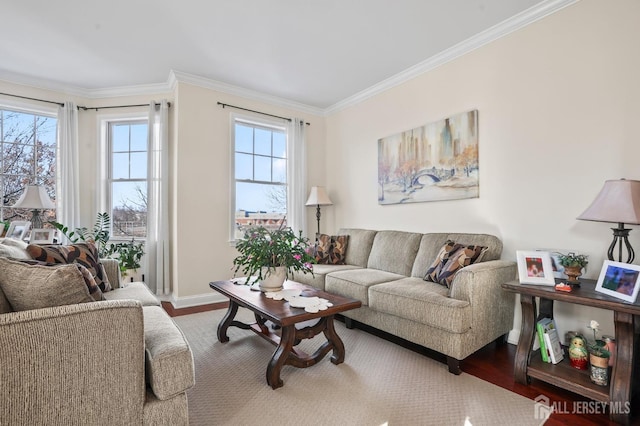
[0, 238, 194, 425]
[293, 229, 517, 374]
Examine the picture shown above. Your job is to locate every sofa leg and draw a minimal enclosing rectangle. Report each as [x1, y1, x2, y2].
[447, 356, 462, 375]
[344, 317, 355, 329]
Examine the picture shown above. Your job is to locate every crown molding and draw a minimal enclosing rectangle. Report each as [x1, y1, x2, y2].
[324, 0, 579, 115]
[169, 70, 324, 116]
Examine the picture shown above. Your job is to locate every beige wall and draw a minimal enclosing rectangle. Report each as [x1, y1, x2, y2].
[1, 0, 636, 338]
[324, 0, 640, 340]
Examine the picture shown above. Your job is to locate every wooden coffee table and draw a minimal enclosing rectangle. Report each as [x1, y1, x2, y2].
[209, 280, 362, 389]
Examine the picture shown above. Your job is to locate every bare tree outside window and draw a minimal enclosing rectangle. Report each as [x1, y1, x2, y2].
[0, 109, 57, 224]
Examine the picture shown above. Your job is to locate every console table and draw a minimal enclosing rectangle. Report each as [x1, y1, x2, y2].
[502, 279, 639, 424]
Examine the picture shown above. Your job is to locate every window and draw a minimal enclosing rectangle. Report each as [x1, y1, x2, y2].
[0, 107, 57, 223]
[108, 120, 148, 239]
[232, 116, 288, 240]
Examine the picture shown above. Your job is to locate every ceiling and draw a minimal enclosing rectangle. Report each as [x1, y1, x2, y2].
[1, 0, 565, 111]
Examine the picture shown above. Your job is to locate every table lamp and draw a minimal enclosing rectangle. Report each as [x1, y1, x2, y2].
[577, 179, 640, 263]
[305, 186, 333, 236]
[12, 185, 55, 229]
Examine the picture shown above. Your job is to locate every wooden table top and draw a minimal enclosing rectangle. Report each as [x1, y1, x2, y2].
[209, 280, 362, 327]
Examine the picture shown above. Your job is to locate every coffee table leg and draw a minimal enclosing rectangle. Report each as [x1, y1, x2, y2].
[324, 315, 346, 365]
[217, 300, 239, 343]
[266, 324, 296, 389]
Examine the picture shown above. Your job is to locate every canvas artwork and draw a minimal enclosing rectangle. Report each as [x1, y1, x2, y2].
[378, 109, 479, 204]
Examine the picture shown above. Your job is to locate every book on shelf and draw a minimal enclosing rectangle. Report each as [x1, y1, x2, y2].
[544, 325, 564, 364]
[536, 317, 552, 362]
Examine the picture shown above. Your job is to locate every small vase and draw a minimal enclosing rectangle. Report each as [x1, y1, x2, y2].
[589, 352, 610, 386]
[564, 266, 583, 286]
[259, 266, 286, 292]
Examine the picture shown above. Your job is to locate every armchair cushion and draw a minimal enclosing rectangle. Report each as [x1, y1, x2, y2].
[0, 257, 94, 311]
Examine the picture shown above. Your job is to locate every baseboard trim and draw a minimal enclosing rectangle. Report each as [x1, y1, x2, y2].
[507, 328, 520, 345]
[170, 292, 228, 309]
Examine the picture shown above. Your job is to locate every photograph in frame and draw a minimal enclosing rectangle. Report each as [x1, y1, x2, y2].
[5, 221, 31, 240]
[517, 250, 556, 285]
[595, 260, 640, 303]
[30, 228, 55, 244]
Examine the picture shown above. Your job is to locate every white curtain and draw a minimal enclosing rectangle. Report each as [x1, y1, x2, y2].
[56, 101, 80, 235]
[146, 100, 170, 295]
[287, 118, 307, 236]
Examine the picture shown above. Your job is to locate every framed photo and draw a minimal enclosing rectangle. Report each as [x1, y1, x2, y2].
[5, 221, 31, 240]
[30, 228, 55, 244]
[595, 260, 640, 303]
[517, 250, 556, 285]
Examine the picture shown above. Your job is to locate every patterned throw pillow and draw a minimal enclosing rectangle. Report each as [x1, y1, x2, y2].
[26, 242, 112, 292]
[425, 241, 488, 288]
[314, 234, 349, 265]
[314, 234, 332, 264]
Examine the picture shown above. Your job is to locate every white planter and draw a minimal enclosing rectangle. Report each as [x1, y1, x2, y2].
[259, 266, 286, 292]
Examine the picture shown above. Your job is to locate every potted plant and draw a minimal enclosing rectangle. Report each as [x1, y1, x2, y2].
[106, 239, 145, 277]
[556, 252, 588, 286]
[587, 320, 610, 386]
[51, 212, 111, 257]
[232, 222, 315, 291]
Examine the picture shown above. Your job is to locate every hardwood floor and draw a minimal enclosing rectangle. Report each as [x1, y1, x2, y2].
[163, 302, 636, 425]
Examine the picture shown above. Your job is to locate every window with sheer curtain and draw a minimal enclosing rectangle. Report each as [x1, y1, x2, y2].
[0, 107, 57, 224]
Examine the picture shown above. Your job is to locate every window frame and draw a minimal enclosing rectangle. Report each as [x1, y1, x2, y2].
[229, 112, 289, 242]
[98, 111, 149, 242]
[0, 101, 58, 223]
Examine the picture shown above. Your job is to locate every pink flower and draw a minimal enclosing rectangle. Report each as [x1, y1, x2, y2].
[293, 254, 302, 261]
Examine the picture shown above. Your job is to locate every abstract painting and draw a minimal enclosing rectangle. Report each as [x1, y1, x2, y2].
[378, 110, 478, 204]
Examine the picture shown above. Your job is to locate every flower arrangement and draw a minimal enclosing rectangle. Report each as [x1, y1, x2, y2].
[232, 222, 315, 286]
[587, 320, 610, 358]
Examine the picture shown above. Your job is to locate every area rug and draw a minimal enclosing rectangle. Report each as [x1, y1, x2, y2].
[174, 309, 544, 426]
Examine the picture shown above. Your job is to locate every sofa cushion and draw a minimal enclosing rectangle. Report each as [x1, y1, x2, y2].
[0, 238, 31, 260]
[314, 234, 332, 264]
[26, 242, 112, 292]
[367, 230, 422, 276]
[0, 257, 94, 311]
[104, 282, 160, 306]
[17, 259, 105, 302]
[445, 233, 502, 261]
[315, 234, 350, 265]
[293, 264, 362, 290]
[325, 268, 404, 306]
[425, 243, 487, 287]
[337, 228, 377, 267]
[368, 277, 472, 333]
[424, 240, 459, 282]
[143, 306, 195, 400]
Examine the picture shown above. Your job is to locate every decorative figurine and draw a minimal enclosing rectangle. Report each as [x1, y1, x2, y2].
[568, 335, 589, 370]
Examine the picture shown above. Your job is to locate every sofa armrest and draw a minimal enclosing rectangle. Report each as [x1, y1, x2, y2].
[101, 257, 122, 289]
[449, 260, 517, 339]
[0, 300, 145, 424]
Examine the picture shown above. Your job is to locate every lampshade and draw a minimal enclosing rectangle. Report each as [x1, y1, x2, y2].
[13, 185, 55, 209]
[577, 179, 640, 225]
[305, 186, 333, 206]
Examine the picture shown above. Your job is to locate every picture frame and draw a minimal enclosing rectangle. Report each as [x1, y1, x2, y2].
[30, 228, 55, 244]
[517, 250, 556, 285]
[5, 221, 31, 240]
[595, 260, 640, 303]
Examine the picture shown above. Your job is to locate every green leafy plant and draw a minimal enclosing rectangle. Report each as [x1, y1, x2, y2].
[106, 239, 145, 274]
[232, 222, 315, 286]
[51, 212, 111, 257]
[556, 252, 588, 268]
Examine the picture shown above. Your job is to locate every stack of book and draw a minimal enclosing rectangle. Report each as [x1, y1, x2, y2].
[536, 317, 564, 364]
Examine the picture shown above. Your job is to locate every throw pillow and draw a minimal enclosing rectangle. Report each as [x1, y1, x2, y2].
[0, 257, 94, 311]
[426, 243, 488, 288]
[314, 234, 332, 264]
[424, 240, 460, 282]
[26, 242, 112, 292]
[329, 235, 349, 265]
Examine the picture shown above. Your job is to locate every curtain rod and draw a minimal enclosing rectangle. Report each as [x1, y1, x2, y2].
[217, 102, 310, 126]
[78, 102, 171, 111]
[0, 92, 64, 107]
